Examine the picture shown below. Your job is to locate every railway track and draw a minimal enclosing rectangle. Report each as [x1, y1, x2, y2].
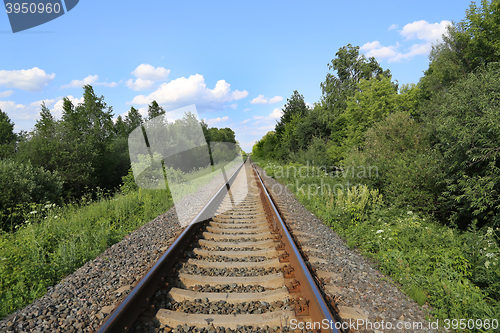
[97, 158, 339, 332]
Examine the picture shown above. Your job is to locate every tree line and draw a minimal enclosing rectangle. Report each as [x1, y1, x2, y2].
[253, 0, 500, 231]
[0, 87, 238, 231]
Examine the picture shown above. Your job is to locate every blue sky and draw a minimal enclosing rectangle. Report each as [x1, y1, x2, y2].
[1, 0, 473, 152]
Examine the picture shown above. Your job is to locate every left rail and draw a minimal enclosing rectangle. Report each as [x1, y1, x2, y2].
[97, 159, 246, 332]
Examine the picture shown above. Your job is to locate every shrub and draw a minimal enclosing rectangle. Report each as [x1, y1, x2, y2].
[434, 63, 500, 229]
[0, 159, 63, 231]
[342, 111, 444, 215]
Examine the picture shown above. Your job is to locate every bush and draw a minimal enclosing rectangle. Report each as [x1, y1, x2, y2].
[435, 63, 500, 229]
[342, 112, 444, 215]
[0, 159, 63, 231]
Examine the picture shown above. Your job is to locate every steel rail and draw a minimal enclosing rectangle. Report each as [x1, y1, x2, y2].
[97, 158, 247, 333]
[251, 160, 340, 333]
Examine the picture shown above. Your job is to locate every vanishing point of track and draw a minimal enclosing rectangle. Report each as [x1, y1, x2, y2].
[97, 158, 340, 332]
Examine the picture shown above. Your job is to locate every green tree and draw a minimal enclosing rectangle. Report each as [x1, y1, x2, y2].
[125, 106, 143, 134]
[435, 63, 500, 229]
[329, 76, 397, 163]
[453, 0, 500, 72]
[275, 90, 309, 151]
[147, 100, 165, 120]
[252, 131, 278, 160]
[0, 108, 16, 159]
[418, 0, 500, 120]
[320, 44, 392, 117]
[114, 115, 128, 137]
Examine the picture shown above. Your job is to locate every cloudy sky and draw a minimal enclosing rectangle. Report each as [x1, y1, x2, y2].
[1, 0, 472, 152]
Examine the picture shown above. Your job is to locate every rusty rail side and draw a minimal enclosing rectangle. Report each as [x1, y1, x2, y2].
[251, 161, 340, 333]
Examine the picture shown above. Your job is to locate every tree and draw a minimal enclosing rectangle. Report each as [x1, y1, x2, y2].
[147, 100, 165, 120]
[0, 108, 15, 159]
[275, 90, 309, 142]
[435, 63, 500, 229]
[125, 106, 143, 134]
[252, 131, 278, 160]
[320, 44, 392, 117]
[453, 0, 500, 72]
[418, 0, 500, 119]
[328, 76, 398, 163]
[114, 115, 128, 137]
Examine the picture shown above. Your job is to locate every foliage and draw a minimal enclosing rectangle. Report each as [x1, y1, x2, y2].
[343, 112, 444, 214]
[147, 100, 165, 120]
[320, 44, 392, 117]
[252, 131, 278, 160]
[328, 76, 398, 163]
[275, 90, 309, 144]
[0, 187, 173, 319]
[17, 85, 123, 198]
[0, 108, 16, 159]
[434, 63, 500, 229]
[453, 0, 500, 72]
[0, 159, 63, 231]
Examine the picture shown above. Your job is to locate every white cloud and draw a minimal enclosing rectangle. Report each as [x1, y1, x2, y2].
[131, 64, 170, 81]
[0, 100, 40, 121]
[30, 98, 56, 108]
[129, 74, 248, 112]
[243, 108, 250, 112]
[257, 124, 275, 131]
[0, 100, 25, 113]
[206, 116, 229, 126]
[250, 95, 267, 104]
[126, 64, 171, 91]
[388, 24, 398, 31]
[250, 95, 283, 105]
[0, 67, 55, 92]
[269, 108, 283, 119]
[61, 75, 118, 89]
[268, 96, 283, 104]
[230, 103, 238, 110]
[0, 90, 14, 98]
[52, 95, 84, 118]
[400, 20, 451, 42]
[361, 20, 451, 63]
[126, 78, 155, 91]
[240, 119, 251, 124]
[361, 41, 399, 59]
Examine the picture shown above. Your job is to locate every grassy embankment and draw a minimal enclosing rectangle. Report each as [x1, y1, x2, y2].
[255, 158, 500, 329]
[0, 186, 173, 319]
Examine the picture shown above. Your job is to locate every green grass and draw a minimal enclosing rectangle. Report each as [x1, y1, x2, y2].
[256, 158, 500, 330]
[0, 187, 173, 319]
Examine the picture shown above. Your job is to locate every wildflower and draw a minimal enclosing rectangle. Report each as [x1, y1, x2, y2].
[376, 230, 384, 234]
[44, 204, 52, 209]
[30, 210, 37, 214]
[486, 253, 495, 258]
[407, 211, 413, 215]
[485, 261, 491, 268]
